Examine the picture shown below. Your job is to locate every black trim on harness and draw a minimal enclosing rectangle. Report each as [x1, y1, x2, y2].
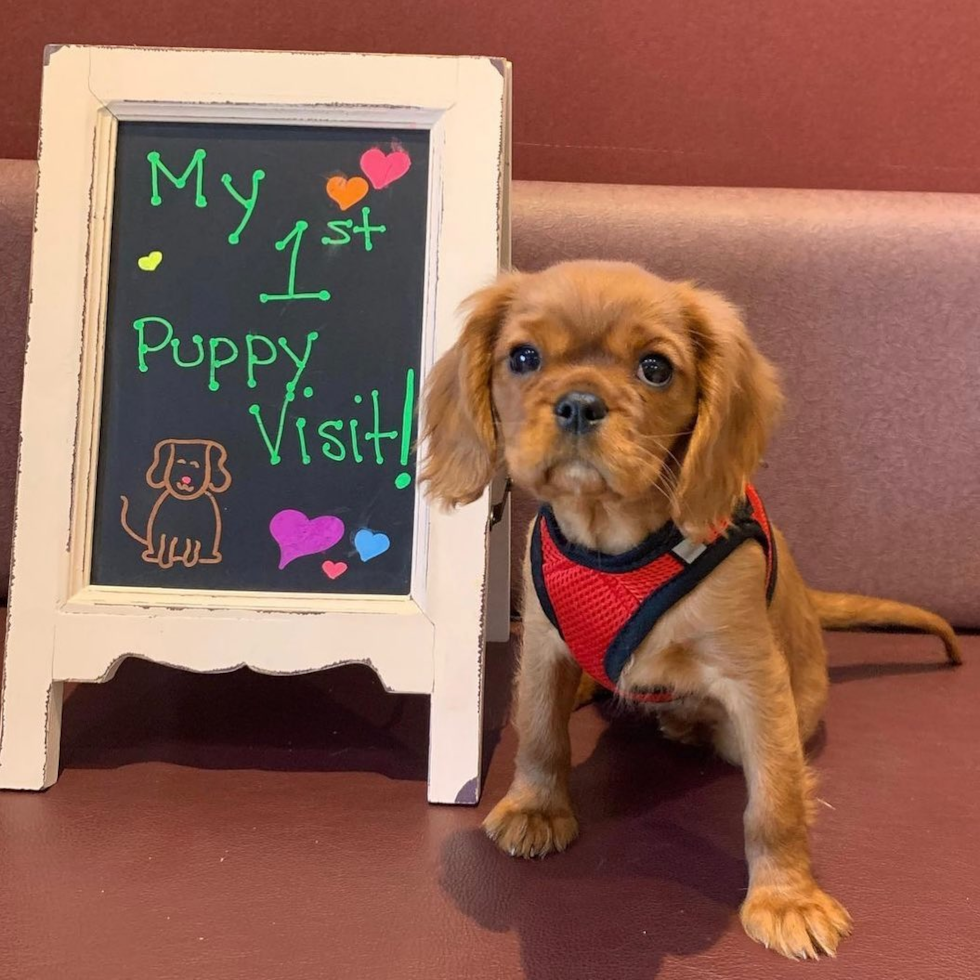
[765, 526, 779, 603]
[539, 505, 685, 573]
[603, 519, 772, 684]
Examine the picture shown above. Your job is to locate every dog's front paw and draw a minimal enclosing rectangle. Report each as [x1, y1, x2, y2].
[740, 883, 852, 959]
[483, 794, 579, 858]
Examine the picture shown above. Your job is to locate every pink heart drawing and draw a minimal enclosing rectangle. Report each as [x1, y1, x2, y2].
[269, 509, 345, 570]
[360, 146, 411, 190]
[321, 560, 348, 580]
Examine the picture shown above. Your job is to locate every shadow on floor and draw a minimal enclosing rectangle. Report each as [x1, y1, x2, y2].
[440, 713, 749, 980]
[436, 638, 958, 978]
[59, 639, 517, 786]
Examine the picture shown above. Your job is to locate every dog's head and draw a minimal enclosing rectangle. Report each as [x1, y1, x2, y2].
[146, 439, 232, 501]
[420, 261, 783, 540]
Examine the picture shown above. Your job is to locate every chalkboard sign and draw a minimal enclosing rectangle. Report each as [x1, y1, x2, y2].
[91, 122, 429, 594]
[2, 46, 508, 804]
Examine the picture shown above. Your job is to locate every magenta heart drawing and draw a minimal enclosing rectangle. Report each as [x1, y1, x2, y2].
[360, 146, 411, 190]
[269, 509, 345, 570]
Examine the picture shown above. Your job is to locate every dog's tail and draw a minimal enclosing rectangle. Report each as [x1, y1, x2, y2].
[119, 495, 148, 547]
[807, 589, 962, 665]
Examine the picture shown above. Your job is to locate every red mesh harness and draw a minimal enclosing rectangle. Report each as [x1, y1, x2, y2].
[530, 485, 777, 703]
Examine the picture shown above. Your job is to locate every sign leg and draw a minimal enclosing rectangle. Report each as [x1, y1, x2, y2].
[0, 640, 63, 790]
[427, 638, 484, 805]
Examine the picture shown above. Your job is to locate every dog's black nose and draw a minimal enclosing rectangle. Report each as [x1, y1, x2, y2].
[554, 391, 608, 433]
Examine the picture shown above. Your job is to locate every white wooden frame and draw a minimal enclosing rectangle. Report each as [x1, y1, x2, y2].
[0, 46, 510, 803]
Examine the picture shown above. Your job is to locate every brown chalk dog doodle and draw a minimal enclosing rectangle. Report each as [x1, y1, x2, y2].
[120, 439, 232, 568]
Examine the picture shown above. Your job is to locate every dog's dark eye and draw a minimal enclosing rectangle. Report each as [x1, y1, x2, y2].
[509, 345, 541, 375]
[638, 354, 673, 388]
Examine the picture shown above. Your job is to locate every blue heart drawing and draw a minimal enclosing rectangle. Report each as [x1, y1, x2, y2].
[354, 528, 391, 562]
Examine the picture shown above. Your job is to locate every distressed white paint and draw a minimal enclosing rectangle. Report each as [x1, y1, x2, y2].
[484, 67, 514, 647]
[0, 46, 509, 804]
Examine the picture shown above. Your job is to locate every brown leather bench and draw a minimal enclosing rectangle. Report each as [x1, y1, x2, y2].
[1, 160, 977, 979]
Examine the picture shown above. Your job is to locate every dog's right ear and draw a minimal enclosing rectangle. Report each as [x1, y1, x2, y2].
[420, 272, 522, 507]
[146, 440, 173, 489]
[206, 442, 232, 493]
[671, 287, 783, 540]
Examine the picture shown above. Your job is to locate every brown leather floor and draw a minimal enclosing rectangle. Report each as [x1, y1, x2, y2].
[1, 612, 977, 980]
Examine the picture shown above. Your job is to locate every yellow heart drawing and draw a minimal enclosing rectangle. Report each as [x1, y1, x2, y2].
[137, 250, 163, 272]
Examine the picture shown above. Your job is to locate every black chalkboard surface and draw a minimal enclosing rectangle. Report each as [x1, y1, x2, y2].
[90, 122, 430, 594]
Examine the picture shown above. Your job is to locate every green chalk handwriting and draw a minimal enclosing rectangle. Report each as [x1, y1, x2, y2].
[171, 333, 205, 368]
[317, 420, 347, 462]
[295, 417, 312, 465]
[208, 338, 238, 392]
[147, 149, 207, 208]
[245, 334, 277, 389]
[321, 220, 353, 246]
[348, 416, 364, 463]
[259, 221, 331, 303]
[322, 207, 387, 252]
[133, 316, 174, 372]
[221, 169, 265, 244]
[248, 331, 319, 465]
[364, 388, 398, 465]
[396, 367, 415, 488]
[352, 207, 387, 252]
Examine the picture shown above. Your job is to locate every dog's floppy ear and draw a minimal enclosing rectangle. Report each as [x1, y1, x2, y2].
[671, 287, 783, 541]
[146, 440, 174, 489]
[420, 273, 522, 507]
[206, 442, 232, 493]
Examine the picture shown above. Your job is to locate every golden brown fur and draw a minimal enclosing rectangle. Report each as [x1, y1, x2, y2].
[420, 260, 961, 960]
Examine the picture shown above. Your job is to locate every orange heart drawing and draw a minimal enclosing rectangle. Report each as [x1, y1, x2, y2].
[326, 175, 368, 211]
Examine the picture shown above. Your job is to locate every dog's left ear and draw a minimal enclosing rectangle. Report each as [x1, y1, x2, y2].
[146, 440, 173, 489]
[671, 287, 784, 541]
[419, 273, 522, 507]
[206, 442, 232, 493]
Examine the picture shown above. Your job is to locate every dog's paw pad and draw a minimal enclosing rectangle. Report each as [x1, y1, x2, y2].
[483, 796, 578, 859]
[740, 884, 852, 959]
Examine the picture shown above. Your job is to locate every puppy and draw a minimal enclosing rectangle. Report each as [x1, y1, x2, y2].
[420, 261, 961, 960]
[120, 438, 232, 568]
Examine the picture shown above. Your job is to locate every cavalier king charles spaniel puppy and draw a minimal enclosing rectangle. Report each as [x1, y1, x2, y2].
[421, 260, 960, 960]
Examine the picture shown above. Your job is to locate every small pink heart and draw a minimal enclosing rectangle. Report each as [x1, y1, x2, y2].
[360, 146, 411, 190]
[321, 560, 348, 580]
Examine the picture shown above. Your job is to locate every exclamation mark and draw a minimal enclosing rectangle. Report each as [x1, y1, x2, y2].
[394, 367, 415, 489]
